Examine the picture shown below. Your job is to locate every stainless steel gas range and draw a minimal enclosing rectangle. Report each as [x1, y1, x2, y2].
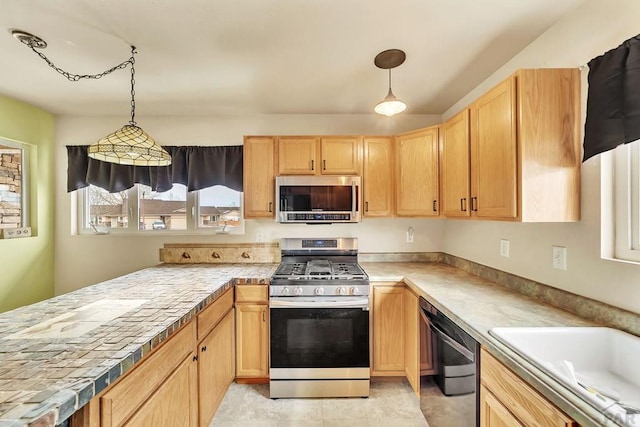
[269, 237, 370, 398]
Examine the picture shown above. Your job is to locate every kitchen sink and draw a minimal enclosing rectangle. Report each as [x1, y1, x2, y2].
[490, 327, 640, 426]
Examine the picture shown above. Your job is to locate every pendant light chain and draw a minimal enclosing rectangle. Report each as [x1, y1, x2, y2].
[129, 46, 136, 126]
[26, 42, 135, 82]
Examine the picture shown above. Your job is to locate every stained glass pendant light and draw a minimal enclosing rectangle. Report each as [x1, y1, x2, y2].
[374, 49, 407, 117]
[11, 29, 171, 166]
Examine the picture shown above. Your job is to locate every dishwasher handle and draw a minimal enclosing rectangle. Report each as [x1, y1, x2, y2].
[429, 322, 475, 361]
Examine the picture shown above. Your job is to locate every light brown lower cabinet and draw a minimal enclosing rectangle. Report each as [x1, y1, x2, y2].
[71, 288, 236, 427]
[371, 283, 434, 397]
[372, 283, 406, 374]
[480, 347, 578, 427]
[198, 309, 235, 427]
[235, 285, 269, 380]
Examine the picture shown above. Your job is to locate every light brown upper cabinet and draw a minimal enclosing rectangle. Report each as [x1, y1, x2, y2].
[243, 136, 276, 218]
[278, 136, 362, 176]
[277, 136, 318, 175]
[320, 136, 362, 175]
[363, 136, 394, 217]
[395, 126, 440, 217]
[440, 109, 471, 217]
[469, 69, 580, 222]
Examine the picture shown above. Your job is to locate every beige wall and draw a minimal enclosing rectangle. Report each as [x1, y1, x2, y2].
[441, 0, 640, 314]
[0, 94, 55, 313]
[55, 114, 444, 295]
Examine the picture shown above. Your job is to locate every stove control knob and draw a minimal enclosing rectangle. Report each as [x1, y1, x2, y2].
[315, 287, 325, 296]
[350, 287, 360, 295]
[294, 287, 303, 296]
[337, 287, 347, 295]
[281, 287, 291, 296]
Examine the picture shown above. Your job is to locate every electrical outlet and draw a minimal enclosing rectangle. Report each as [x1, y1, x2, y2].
[406, 226, 414, 243]
[256, 232, 265, 243]
[500, 239, 510, 257]
[552, 246, 567, 270]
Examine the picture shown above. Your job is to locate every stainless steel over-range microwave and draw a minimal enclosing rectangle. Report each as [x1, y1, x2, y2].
[275, 175, 361, 223]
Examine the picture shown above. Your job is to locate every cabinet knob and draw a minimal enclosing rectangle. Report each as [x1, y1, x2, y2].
[201, 346, 207, 352]
[212, 252, 221, 259]
[182, 252, 191, 259]
[241, 252, 251, 259]
[193, 355, 198, 362]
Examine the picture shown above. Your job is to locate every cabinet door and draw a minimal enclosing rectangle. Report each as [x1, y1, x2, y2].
[101, 323, 196, 427]
[198, 309, 235, 427]
[395, 127, 439, 216]
[278, 136, 318, 175]
[243, 136, 276, 218]
[404, 288, 419, 396]
[320, 136, 362, 175]
[441, 109, 471, 217]
[470, 78, 517, 219]
[123, 354, 198, 427]
[236, 303, 269, 378]
[363, 137, 394, 217]
[372, 284, 405, 373]
[480, 385, 524, 427]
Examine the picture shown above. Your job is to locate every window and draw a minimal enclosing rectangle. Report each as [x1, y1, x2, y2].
[80, 184, 243, 235]
[0, 138, 29, 230]
[607, 139, 640, 262]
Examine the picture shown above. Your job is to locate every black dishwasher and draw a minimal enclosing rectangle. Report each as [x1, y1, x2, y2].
[420, 297, 479, 427]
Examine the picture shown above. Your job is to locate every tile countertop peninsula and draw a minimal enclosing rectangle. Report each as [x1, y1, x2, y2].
[0, 263, 276, 427]
[0, 259, 630, 427]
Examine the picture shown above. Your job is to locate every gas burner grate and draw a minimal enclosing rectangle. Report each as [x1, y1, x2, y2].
[274, 263, 307, 277]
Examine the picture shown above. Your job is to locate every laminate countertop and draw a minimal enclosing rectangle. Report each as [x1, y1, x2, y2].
[0, 261, 616, 426]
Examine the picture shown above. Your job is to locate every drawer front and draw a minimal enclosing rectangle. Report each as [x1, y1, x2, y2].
[481, 348, 576, 427]
[197, 287, 234, 341]
[100, 322, 196, 427]
[235, 285, 268, 303]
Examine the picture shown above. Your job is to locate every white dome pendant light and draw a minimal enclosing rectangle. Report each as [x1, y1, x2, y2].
[374, 49, 407, 117]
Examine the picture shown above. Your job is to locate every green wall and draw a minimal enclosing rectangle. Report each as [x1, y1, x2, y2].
[0, 94, 55, 313]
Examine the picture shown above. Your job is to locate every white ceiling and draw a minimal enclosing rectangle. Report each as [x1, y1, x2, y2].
[0, 0, 584, 117]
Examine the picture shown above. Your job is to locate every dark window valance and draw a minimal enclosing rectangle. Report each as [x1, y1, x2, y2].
[67, 145, 243, 193]
[584, 34, 640, 161]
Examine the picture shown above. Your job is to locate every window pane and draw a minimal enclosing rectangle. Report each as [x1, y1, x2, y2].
[198, 186, 242, 231]
[139, 184, 187, 231]
[0, 144, 23, 229]
[87, 186, 128, 229]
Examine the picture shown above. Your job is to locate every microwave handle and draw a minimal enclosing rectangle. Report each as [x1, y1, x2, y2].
[352, 180, 357, 216]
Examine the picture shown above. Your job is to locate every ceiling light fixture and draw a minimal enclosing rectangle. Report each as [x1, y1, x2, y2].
[374, 49, 407, 117]
[10, 29, 171, 166]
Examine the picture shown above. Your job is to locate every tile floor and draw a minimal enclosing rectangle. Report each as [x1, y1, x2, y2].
[210, 378, 430, 427]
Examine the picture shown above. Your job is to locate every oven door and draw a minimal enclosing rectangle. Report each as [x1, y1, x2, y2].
[270, 297, 370, 374]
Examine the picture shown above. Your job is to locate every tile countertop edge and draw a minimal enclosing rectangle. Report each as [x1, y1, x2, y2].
[370, 272, 612, 427]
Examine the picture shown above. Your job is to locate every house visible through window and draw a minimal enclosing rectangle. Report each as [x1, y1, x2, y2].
[83, 183, 243, 234]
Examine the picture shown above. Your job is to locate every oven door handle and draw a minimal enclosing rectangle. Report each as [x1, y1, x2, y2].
[429, 322, 475, 361]
[270, 298, 370, 310]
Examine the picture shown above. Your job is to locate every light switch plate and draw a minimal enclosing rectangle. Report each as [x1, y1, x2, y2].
[1, 227, 31, 239]
[500, 239, 510, 257]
